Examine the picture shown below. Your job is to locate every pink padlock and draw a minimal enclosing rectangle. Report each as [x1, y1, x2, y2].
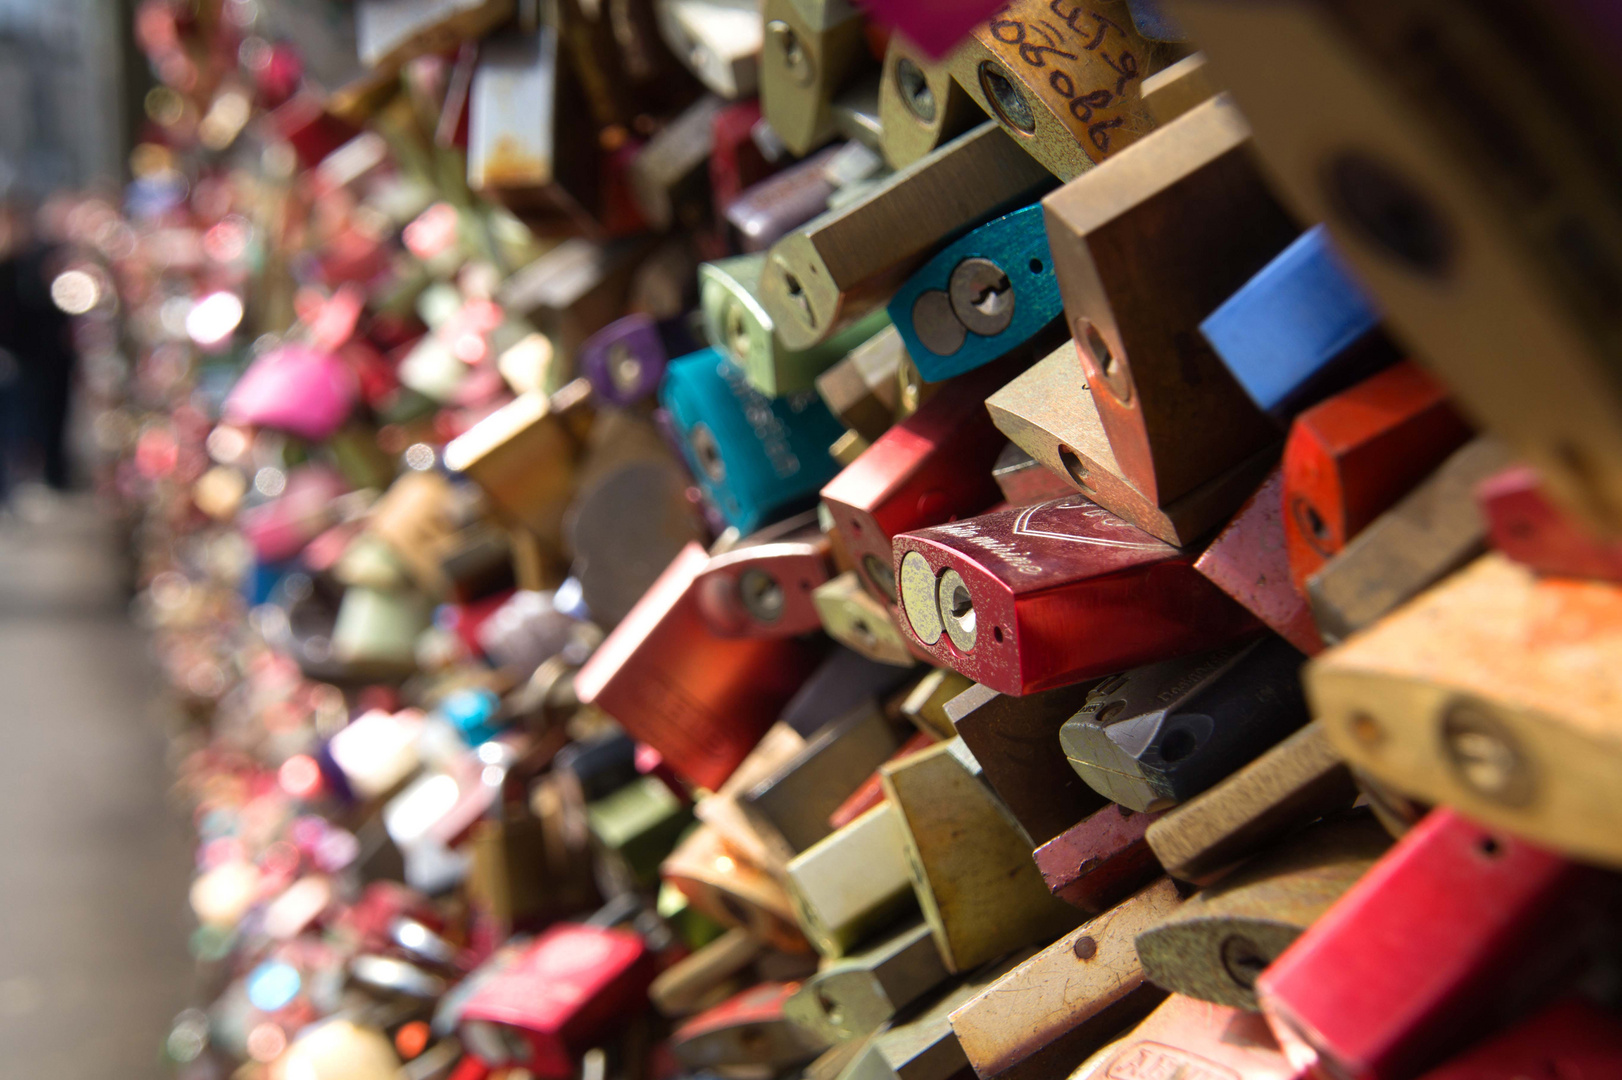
[238, 465, 351, 563]
[225, 344, 358, 441]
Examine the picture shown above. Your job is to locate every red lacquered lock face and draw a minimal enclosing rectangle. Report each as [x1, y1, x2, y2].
[1281, 362, 1471, 590]
[459, 924, 653, 1079]
[821, 362, 1015, 604]
[1477, 464, 1622, 583]
[893, 496, 1259, 695]
[693, 533, 833, 639]
[1195, 465, 1325, 657]
[1032, 801, 1164, 915]
[671, 981, 824, 1073]
[1256, 809, 1599, 1080]
[1074, 994, 1305, 1080]
[1415, 997, 1622, 1079]
[574, 543, 827, 791]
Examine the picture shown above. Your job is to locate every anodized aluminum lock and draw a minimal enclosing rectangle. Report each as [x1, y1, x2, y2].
[576, 312, 698, 407]
[888, 203, 1066, 383]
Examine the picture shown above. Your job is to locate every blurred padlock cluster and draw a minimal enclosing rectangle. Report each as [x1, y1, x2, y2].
[72, 0, 1622, 1076]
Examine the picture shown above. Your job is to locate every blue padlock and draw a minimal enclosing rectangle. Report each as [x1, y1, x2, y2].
[659, 348, 847, 534]
[887, 203, 1066, 383]
[1201, 225, 1391, 420]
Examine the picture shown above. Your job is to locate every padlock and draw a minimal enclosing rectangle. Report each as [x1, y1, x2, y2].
[894, 495, 1259, 695]
[331, 585, 435, 680]
[587, 774, 695, 887]
[759, 0, 873, 157]
[1167, 0, 1622, 538]
[660, 348, 848, 534]
[1061, 636, 1306, 814]
[878, 33, 986, 170]
[574, 542, 827, 791]
[1144, 721, 1358, 888]
[1043, 95, 1298, 507]
[1032, 801, 1162, 915]
[741, 700, 902, 860]
[554, 732, 641, 804]
[986, 341, 1279, 547]
[1136, 811, 1390, 1011]
[1478, 464, 1622, 584]
[815, 324, 907, 444]
[650, 926, 763, 1018]
[940, 681, 1106, 846]
[1193, 465, 1325, 657]
[1137, 50, 1213, 126]
[889, 204, 1066, 383]
[355, 0, 515, 74]
[662, 824, 811, 953]
[1416, 997, 1622, 1080]
[629, 95, 726, 232]
[896, 668, 973, 742]
[701, 253, 893, 397]
[326, 708, 427, 803]
[946, 878, 1181, 1080]
[672, 982, 830, 1072]
[943, 0, 1166, 181]
[1307, 552, 1622, 869]
[365, 470, 463, 598]
[694, 722, 812, 875]
[578, 313, 697, 407]
[812, 571, 918, 667]
[1281, 361, 1473, 590]
[656, 0, 762, 99]
[784, 920, 949, 1042]
[500, 240, 649, 369]
[1306, 437, 1514, 646]
[883, 741, 1081, 972]
[828, 730, 939, 832]
[239, 464, 351, 565]
[822, 360, 1018, 603]
[568, 458, 707, 627]
[725, 144, 847, 254]
[468, 779, 601, 936]
[694, 525, 834, 639]
[457, 924, 654, 1076]
[762, 122, 1054, 351]
[1201, 225, 1394, 422]
[1255, 809, 1607, 1080]
[224, 342, 359, 442]
[785, 801, 918, 959]
[1068, 995, 1298, 1080]
[991, 444, 1074, 508]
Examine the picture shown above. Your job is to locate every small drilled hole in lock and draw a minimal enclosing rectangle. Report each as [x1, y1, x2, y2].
[1349, 711, 1384, 746]
[690, 422, 726, 484]
[896, 56, 936, 124]
[851, 618, 877, 646]
[978, 60, 1036, 134]
[992, 626, 1003, 643]
[817, 989, 844, 1025]
[1159, 728, 1198, 763]
[1478, 836, 1503, 858]
[1057, 445, 1093, 492]
[1029, 258, 1044, 273]
[1292, 496, 1335, 557]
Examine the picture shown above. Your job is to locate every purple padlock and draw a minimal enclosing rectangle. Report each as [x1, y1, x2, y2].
[578, 313, 697, 406]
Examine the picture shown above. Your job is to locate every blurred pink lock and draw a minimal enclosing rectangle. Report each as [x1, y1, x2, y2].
[225, 344, 358, 441]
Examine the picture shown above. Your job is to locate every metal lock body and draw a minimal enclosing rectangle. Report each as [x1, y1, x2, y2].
[1416, 998, 1622, 1080]
[1281, 360, 1473, 590]
[577, 312, 695, 407]
[742, 701, 902, 859]
[694, 722, 811, 875]
[762, 122, 1054, 351]
[946, 878, 1181, 1080]
[662, 823, 811, 953]
[671, 981, 829, 1073]
[943, 0, 1166, 181]
[694, 527, 833, 639]
[829, 730, 938, 831]
[1306, 436, 1514, 646]
[362, 470, 462, 597]
[726, 144, 847, 254]
[1307, 552, 1622, 870]
[701, 253, 892, 397]
[1255, 809, 1603, 1080]
[660, 348, 847, 534]
[1043, 95, 1299, 508]
[1167, 0, 1622, 540]
[586, 774, 695, 887]
[816, 324, 907, 444]
[1477, 464, 1622, 584]
[879, 33, 987, 169]
[629, 94, 726, 232]
[650, 926, 763, 1018]
[1032, 802, 1162, 915]
[1138, 51, 1214, 125]
[941, 681, 1107, 846]
[992, 444, 1076, 508]
[1194, 465, 1326, 657]
[1061, 636, 1307, 813]
[986, 342, 1279, 546]
[356, 0, 515, 74]
[889, 204, 1066, 383]
[1145, 721, 1358, 888]
[1136, 811, 1390, 1011]
[822, 360, 1016, 603]
[811, 571, 919, 667]
[760, 0, 873, 157]
[786, 801, 918, 958]
[332, 585, 434, 680]
[893, 495, 1260, 696]
[1069, 995, 1299, 1080]
[500, 240, 649, 368]
[1202, 225, 1393, 422]
[457, 924, 654, 1077]
[574, 542, 826, 791]
[781, 646, 920, 739]
[898, 668, 974, 742]
[882, 741, 1082, 973]
[656, 0, 762, 99]
[785, 920, 949, 1042]
[467, 30, 601, 232]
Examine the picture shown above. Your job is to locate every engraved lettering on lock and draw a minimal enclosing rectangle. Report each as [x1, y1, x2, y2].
[931, 520, 1046, 576]
[1106, 1043, 1238, 1080]
[1012, 497, 1170, 551]
[986, 2, 1144, 153]
[718, 360, 802, 479]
